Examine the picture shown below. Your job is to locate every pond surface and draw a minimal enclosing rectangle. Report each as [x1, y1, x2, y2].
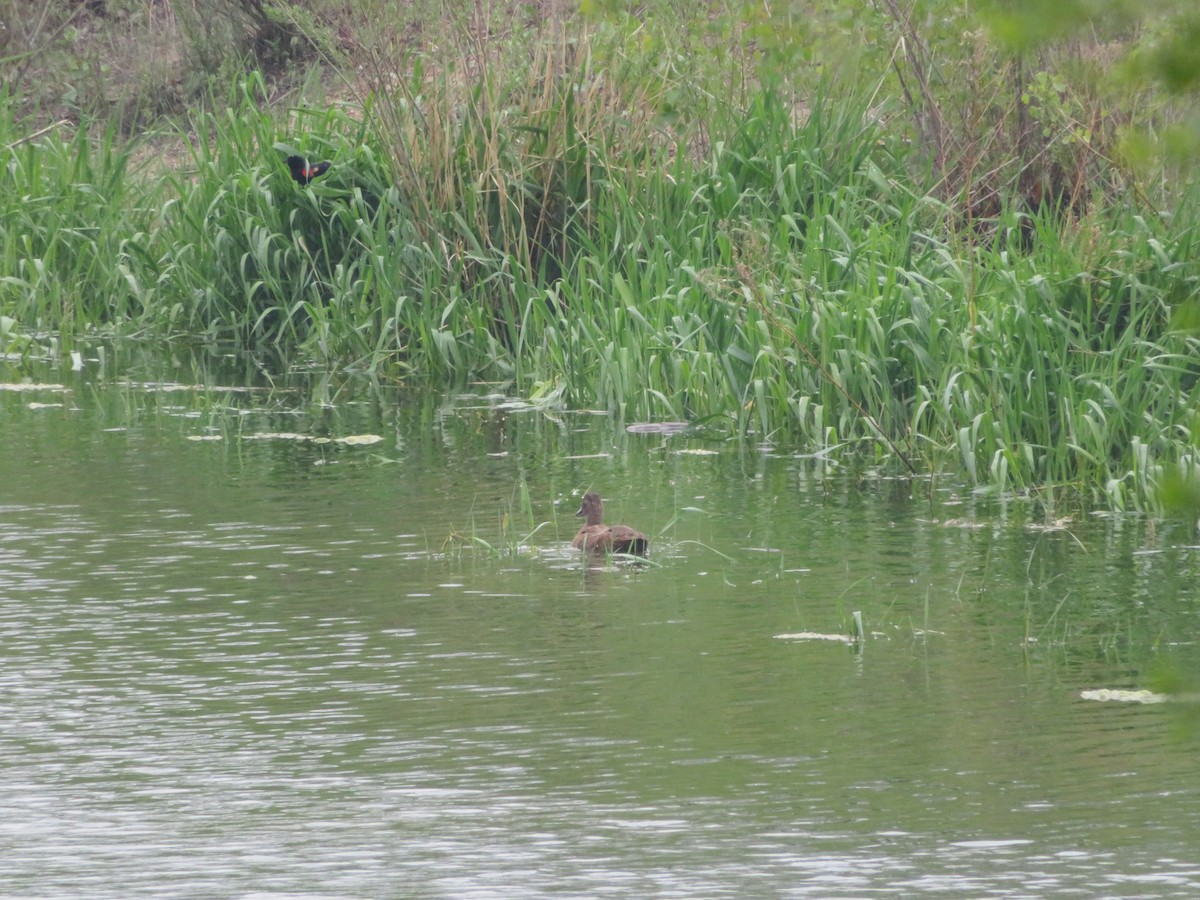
[2, 350, 1200, 898]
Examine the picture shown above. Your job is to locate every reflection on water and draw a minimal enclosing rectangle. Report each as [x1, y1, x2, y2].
[2, 360, 1200, 897]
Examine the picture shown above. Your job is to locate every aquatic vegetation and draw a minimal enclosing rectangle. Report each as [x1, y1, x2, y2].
[2, 4, 1199, 510]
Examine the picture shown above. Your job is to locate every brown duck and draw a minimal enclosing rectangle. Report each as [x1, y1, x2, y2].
[572, 492, 648, 557]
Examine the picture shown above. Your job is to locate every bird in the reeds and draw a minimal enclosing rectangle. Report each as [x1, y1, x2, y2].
[286, 155, 331, 185]
[572, 492, 648, 557]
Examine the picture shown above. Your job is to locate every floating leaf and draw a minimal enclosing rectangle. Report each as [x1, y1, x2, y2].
[627, 422, 690, 434]
[774, 632, 855, 643]
[0, 383, 68, 392]
[1079, 689, 1167, 704]
[336, 434, 384, 445]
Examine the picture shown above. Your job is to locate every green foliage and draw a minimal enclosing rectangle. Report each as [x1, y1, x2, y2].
[990, 0, 1200, 163]
[3, 0, 1200, 510]
[0, 107, 138, 334]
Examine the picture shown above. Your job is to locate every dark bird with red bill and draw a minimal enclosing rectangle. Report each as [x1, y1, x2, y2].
[286, 155, 331, 185]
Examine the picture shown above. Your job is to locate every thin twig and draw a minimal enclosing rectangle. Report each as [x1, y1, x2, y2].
[4, 119, 72, 151]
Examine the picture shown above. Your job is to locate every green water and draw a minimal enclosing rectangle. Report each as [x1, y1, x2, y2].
[2, 351, 1199, 898]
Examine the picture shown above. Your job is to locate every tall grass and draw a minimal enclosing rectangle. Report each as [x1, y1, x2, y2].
[2, 5, 1199, 510]
[0, 111, 140, 338]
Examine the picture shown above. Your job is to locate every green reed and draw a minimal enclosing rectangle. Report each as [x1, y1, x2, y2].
[2, 8, 1199, 511]
[0, 109, 141, 339]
